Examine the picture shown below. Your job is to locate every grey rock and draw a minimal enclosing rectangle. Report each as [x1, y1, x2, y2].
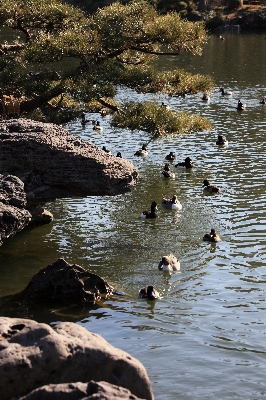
[0, 119, 139, 201]
[0, 317, 154, 400]
[18, 380, 144, 399]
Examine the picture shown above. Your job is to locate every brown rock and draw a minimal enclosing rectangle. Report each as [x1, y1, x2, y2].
[18, 380, 145, 399]
[0, 119, 139, 201]
[0, 317, 154, 400]
[20, 258, 113, 304]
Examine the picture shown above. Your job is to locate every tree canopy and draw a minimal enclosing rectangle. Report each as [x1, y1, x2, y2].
[0, 0, 214, 137]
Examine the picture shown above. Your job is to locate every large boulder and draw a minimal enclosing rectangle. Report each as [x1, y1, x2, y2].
[0, 119, 139, 201]
[18, 380, 144, 400]
[0, 174, 32, 245]
[0, 317, 154, 400]
[20, 258, 114, 304]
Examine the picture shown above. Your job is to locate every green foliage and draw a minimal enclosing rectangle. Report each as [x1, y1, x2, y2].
[112, 101, 212, 138]
[0, 0, 214, 134]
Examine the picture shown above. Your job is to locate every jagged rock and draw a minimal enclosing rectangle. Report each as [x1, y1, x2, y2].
[0, 174, 53, 246]
[0, 317, 154, 400]
[0, 173, 27, 208]
[18, 380, 144, 400]
[0, 174, 32, 245]
[0, 119, 139, 201]
[0, 202, 31, 245]
[20, 258, 114, 304]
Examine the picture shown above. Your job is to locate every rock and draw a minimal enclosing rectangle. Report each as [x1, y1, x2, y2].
[0, 317, 154, 400]
[27, 205, 53, 226]
[20, 258, 114, 304]
[0, 174, 32, 245]
[0, 174, 53, 246]
[0, 173, 27, 208]
[0, 202, 31, 245]
[0, 119, 139, 201]
[18, 380, 144, 399]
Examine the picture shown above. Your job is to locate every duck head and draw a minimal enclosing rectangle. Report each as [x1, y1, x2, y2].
[151, 201, 158, 212]
[203, 179, 210, 187]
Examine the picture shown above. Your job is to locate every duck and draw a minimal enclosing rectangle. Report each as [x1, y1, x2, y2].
[93, 121, 103, 132]
[140, 201, 158, 219]
[165, 151, 176, 161]
[259, 99, 266, 104]
[158, 253, 180, 272]
[202, 179, 220, 194]
[116, 152, 122, 158]
[162, 195, 182, 210]
[134, 144, 148, 156]
[161, 102, 170, 110]
[216, 135, 228, 145]
[202, 93, 210, 101]
[81, 113, 95, 125]
[138, 285, 160, 300]
[102, 146, 111, 154]
[217, 35, 225, 40]
[219, 88, 233, 96]
[161, 164, 175, 179]
[203, 228, 221, 242]
[175, 157, 193, 169]
[237, 99, 246, 110]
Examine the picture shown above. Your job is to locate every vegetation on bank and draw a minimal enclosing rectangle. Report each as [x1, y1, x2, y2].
[0, 0, 216, 136]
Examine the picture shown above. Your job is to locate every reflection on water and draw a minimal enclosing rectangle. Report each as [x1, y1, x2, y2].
[1, 33, 266, 399]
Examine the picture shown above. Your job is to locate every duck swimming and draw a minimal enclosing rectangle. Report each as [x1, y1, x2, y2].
[175, 157, 193, 169]
[216, 135, 228, 145]
[202, 179, 220, 194]
[102, 146, 111, 154]
[161, 101, 170, 110]
[202, 93, 210, 101]
[259, 99, 266, 104]
[93, 121, 103, 132]
[138, 285, 160, 300]
[165, 151, 176, 161]
[219, 88, 233, 96]
[134, 144, 148, 156]
[162, 195, 182, 210]
[81, 113, 95, 125]
[203, 228, 221, 242]
[237, 100, 246, 110]
[158, 253, 180, 272]
[161, 164, 175, 179]
[140, 201, 158, 219]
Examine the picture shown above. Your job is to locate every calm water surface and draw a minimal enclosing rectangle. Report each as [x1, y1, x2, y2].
[1, 33, 266, 399]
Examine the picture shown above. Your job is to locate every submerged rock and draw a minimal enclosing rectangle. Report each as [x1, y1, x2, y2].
[0, 317, 154, 400]
[20, 258, 113, 304]
[0, 119, 139, 201]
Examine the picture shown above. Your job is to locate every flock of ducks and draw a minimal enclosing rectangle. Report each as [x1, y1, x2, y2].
[81, 92, 265, 300]
[202, 88, 265, 111]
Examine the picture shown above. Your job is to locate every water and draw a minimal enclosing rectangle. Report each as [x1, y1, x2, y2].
[1, 32, 266, 399]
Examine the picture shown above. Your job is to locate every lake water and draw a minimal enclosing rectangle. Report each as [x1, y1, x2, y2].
[1, 32, 266, 399]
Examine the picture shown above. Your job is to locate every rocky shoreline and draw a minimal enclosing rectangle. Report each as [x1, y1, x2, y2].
[0, 118, 139, 246]
[0, 317, 154, 400]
